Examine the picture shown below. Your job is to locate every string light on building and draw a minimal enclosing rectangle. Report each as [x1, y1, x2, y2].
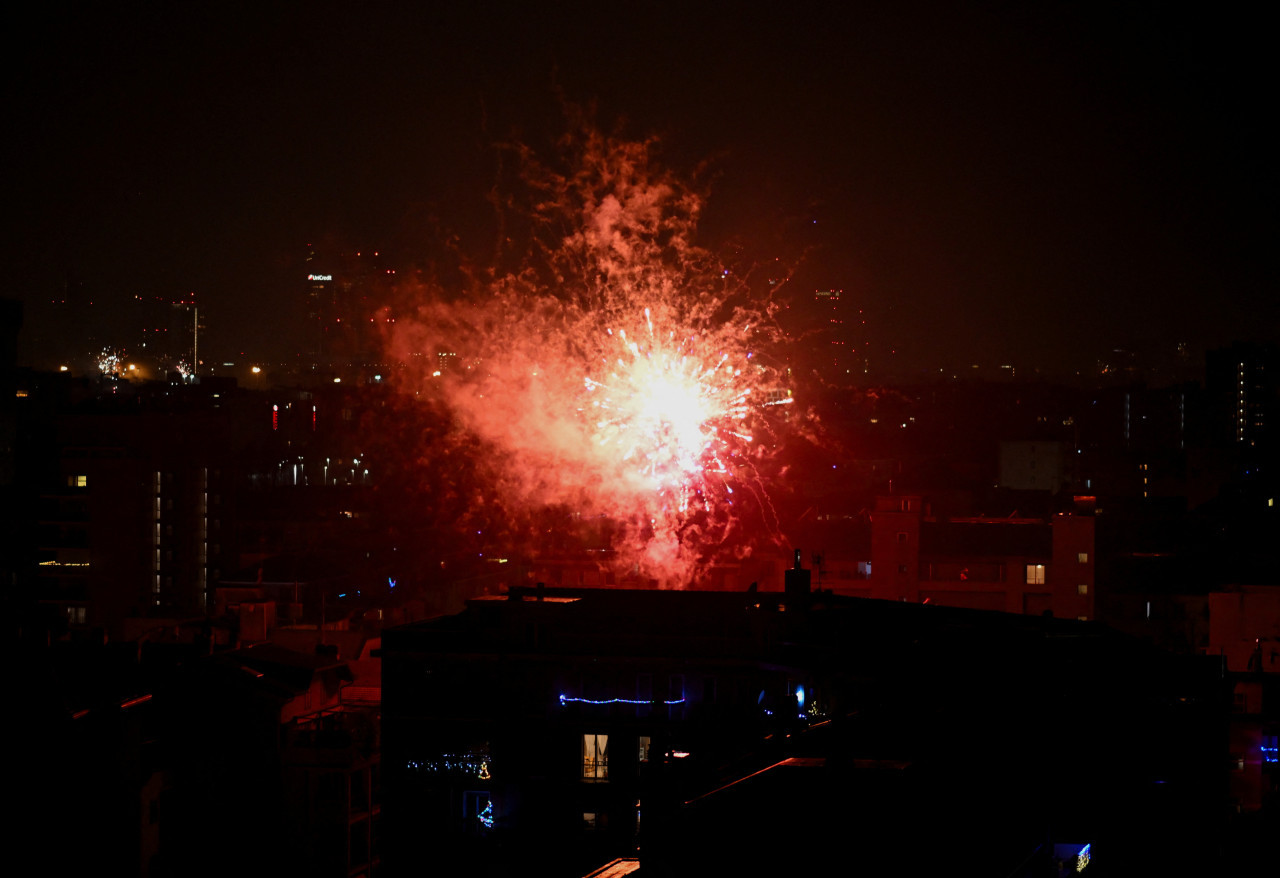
[559, 694, 686, 706]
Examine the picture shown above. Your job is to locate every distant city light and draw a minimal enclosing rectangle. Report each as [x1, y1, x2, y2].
[251, 366, 261, 374]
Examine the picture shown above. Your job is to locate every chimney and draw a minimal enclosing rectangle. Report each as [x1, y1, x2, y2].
[784, 549, 811, 603]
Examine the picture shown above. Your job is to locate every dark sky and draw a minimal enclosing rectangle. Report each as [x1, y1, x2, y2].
[4, 1, 1273, 377]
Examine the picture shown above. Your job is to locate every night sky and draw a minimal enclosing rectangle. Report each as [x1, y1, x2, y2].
[4, 1, 1273, 377]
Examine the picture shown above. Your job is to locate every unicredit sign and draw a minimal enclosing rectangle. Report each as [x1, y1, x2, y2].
[308, 274, 333, 281]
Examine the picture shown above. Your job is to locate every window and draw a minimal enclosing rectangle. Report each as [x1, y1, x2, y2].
[1077, 552, 1088, 564]
[896, 531, 909, 543]
[1077, 584, 1088, 595]
[1026, 564, 1045, 585]
[68, 475, 88, 488]
[638, 736, 651, 764]
[583, 734, 608, 781]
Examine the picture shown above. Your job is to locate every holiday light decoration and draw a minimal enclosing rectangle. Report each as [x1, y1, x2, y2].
[1076, 843, 1091, 872]
[405, 753, 491, 777]
[559, 694, 686, 707]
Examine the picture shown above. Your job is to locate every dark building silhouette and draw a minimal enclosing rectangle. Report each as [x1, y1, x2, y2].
[382, 574, 1226, 876]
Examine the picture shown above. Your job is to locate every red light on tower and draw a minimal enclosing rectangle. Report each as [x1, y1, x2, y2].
[272, 404, 278, 431]
[312, 405, 317, 431]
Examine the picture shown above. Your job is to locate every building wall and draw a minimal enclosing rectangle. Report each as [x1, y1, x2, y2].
[1209, 589, 1280, 673]
[999, 440, 1069, 492]
[868, 495, 1095, 620]
[868, 495, 922, 601]
[1051, 512, 1095, 621]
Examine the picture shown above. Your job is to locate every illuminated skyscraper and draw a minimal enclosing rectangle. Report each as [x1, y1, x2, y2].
[814, 289, 844, 375]
[812, 288, 869, 379]
[135, 293, 200, 378]
[303, 246, 397, 371]
[1207, 342, 1277, 449]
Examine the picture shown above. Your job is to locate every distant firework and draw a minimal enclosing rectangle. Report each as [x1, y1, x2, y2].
[388, 125, 795, 583]
[97, 348, 122, 377]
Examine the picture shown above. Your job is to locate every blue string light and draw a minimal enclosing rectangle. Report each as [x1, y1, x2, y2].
[559, 694, 686, 706]
[478, 801, 494, 829]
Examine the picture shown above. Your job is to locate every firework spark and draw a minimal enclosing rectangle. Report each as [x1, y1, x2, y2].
[97, 348, 123, 377]
[389, 126, 794, 583]
[585, 307, 756, 512]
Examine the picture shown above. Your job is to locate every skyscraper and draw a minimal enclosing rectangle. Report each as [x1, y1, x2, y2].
[1207, 342, 1277, 449]
[814, 288, 844, 376]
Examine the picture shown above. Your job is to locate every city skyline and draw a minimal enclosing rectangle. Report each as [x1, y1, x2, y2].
[4, 3, 1273, 378]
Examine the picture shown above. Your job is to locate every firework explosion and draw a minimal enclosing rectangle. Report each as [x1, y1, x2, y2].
[388, 127, 794, 584]
[97, 348, 123, 377]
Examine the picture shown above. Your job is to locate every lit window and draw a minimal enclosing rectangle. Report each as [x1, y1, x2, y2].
[1026, 564, 1045, 585]
[1077, 584, 1088, 595]
[583, 734, 608, 781]
[638, 736, 651, 764]
[1077, 615, 1089, 622]
[68, 475, 88, 488]
[1077, 552, 1088, 564]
